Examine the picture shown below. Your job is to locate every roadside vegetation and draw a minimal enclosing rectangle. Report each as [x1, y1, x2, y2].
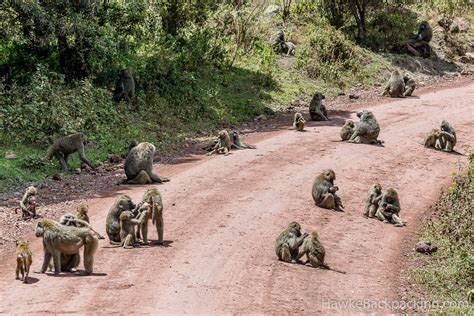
[0, 0, 472, 191]
[409, 153, 473, 313]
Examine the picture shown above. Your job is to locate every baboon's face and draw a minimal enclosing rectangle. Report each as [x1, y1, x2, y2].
[316, 92, 325, 100]
[324, 169, 335, 182]
[35, 222, 45, 237]
[374, 184, 382, 193]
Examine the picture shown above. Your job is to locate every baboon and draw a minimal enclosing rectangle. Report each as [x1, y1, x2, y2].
[275, 222, 308, 263]
[424, 121, 456, 152]
[134, 187, 164, 245]
[382, 70, 405, 98]
[113, 69, 135, 103]
[269, 30, 285, 53]
[59, 212, 104, 240]
[297, 231, 346, 273]
[105, 195, 136, 244]
[208, 130, 232, 156]
[15, 239, 32, 283]
[282, 41, 296, 56]
[403, 75, 416, 96]
[340, 119, 356, 141]
[123, 142, 170, 184]
[45, 132, 95, 172]
[0, 64, 12, 81]
[119, 210, 148, 249]
[76, 204, 90, 223]
[35, 219, 98, 275]
[407, 21, 433, 57]
[293, 112, 306, 131]
[309, 92, 329, 121]
[19, 186, 38, 220]
[312, 169, 344, 212]
[348, 110, 382, 145]
[229, 130, 256, 149]
[363, 183, 383, 218]
[375, 188, 405, 227]
[424, 128, 441, 149]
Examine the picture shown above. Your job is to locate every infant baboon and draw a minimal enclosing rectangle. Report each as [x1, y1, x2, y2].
[208, 130, 232, 156]
[123, 142, 170, 184]
[76, 204, 90, 223]
[375, 188, 405, 227]
[113, 69, 135, 103]
[105, 195, 136, 244]
[229, 130, 256, 149]
[134, 187, 164, 245]
[403, 75, 416, 96]
[120, 210, 148, 249]
[309, 92, 329, 121]
[35, 218, 98, 275]
[340, 119, 356, 141]
[348, 110, 382, 145]
[382, 70, 405, 98]
[363, 183, 383, 218]
[312, 169, 344, 212]
[293, 112, 306, 131]
[297, 231, 346, 273]
[275, 222, 308, 263]
[19, 186, 38, 220]
[45, 132, 95, 172]
[15, 239, 32, 283]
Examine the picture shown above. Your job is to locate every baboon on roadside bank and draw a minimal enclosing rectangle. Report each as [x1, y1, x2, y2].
[275, 222, 308, 263]
[340, 119, 356, 141]
[375, 188, 405, 227]
[406, 21, 433, 58]
[403, 75, 416, 96]
[363, 183, 383, 218]
[312, 169, 344, 212]
[134, 187, 164, 245]
[15, 239, 32, 283]
[19, 186, 38, 220]
[348, 110, 382, 145]
[45, 132, 95, 172]
[113, 69, 135, 104]
[123, 142, 170, 184]
[293, 112, 306, 131]
[382, 70, 405, 98]
[208, 130, 232, 156]
[106, 195, 136, 244]
[297, 231, 346, 274]
[309, 92, 329, 121]
[35, 218, 98, 275]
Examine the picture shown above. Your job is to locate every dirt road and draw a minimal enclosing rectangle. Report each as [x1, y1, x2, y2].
[0, 82, 472, 314]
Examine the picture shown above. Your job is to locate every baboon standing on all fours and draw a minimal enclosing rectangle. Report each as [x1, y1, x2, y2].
[312, 169, 344, 212]
[348, 110, 382, 145]
[275, 222, 308, 263]
[382, 70, 405, 98]
[35, 218, 98, 275]
[15, 239, 32, 283]
[363, 183, 383, 218]
[106, 195, 136, 244]
[45, 132, 95, 172]
[123, 142, 170, 184]
[113, 69, 135, 104]
[375, 188, 405, 227]
[309, 92, 329, 121]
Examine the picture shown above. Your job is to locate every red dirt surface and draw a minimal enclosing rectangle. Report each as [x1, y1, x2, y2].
[0, 81, 472, 314]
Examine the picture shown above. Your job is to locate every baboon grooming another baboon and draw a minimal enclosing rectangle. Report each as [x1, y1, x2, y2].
[123, 142, 170, 184]
[293, 112, 306, 131]
[113, 69, 135, 104]
[375, 188, 405, 227]
[424, 121, 456, 152]
[106, 195, 136, 244]
[45, 132, 95, 172]
[403, 75, 416, 96]
[134, 187, 164, 245]
[340, 120, 356, 141]
[275, 222, 308, 263]
[120, 210, 148, 249]
[382, 70, 405, 98]
[15, 239, 32, 283]
[19, 186, 38, 220]
[60, 211, 105, 240]
[312, 169, 344, 212]
[363, 183, 383, 218]
[348, 110, 382, 145]
[297, 231, 346, 274]
[269, 30, 295, 56]
[208, 130, 232, 156]
[309, 92, 329, 121]
[35, 218, 98, 275]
